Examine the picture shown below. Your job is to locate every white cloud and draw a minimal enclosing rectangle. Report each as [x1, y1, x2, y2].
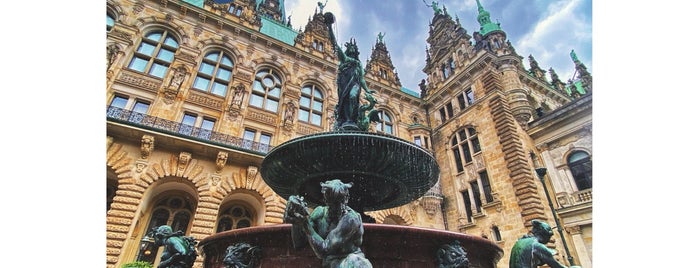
[516, 0, 591, 81]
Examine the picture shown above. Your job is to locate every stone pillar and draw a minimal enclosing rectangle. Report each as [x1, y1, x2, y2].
[567, 225, 592, 268]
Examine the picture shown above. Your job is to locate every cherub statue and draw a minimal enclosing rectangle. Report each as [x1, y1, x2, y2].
[152, 225, 198, 268]
[284, 180, 372, 268]
[509, 220, 568, 268]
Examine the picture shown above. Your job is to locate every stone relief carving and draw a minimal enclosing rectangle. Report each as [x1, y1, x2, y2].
[246, 166, 258, 189]
[282, 100, 297, 130]
[163, 65, 189, 104]
[216, 151, 228, 173]
[140, 135, 155, 159]
[177, 152, 192, 177]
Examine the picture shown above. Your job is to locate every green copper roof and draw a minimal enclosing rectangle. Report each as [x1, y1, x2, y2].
[181, 0, 204, 8]
[259, 16, 298, 46]
[401, 87, 420, 98]
[476, 0, 502, 35]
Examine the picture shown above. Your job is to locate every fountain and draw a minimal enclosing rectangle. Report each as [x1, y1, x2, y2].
[198, 11, 503, 268]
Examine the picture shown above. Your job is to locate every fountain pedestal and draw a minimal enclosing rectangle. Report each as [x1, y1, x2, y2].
[199, 224, 503, 268]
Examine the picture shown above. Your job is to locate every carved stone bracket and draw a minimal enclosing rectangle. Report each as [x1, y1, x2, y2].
[140, 135, 155, 159]
[216, 151, 228, 173]
[419, 193, 443, 218]
[246, 166, 258, 189]
[177, 152, 192, 177]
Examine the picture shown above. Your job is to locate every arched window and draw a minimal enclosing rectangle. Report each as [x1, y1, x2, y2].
[107, 12, 115, 32]
[491, 225, 502, 241]
[567, 151, 592, 190]
[193, 50, 234, 97]
[137, 195, 195, 264]
[376, 110, 393, 134]
[298, 84, 324, 126]
[128, 30, 179, 79]
[249, 68, 282, 112]
[216, 204, 254, 232]
[451, 127, 481, 173]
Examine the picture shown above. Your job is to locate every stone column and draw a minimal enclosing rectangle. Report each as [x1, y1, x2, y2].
[567, 225, 592, 268]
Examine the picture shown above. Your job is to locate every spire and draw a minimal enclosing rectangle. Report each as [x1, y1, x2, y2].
[476, 0, 502, 35]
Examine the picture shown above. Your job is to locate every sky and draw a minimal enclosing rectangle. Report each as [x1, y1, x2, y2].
[285, 0, 592, 93]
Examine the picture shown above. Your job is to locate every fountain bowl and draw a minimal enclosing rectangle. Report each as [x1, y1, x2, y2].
[260, 131, 440, 212]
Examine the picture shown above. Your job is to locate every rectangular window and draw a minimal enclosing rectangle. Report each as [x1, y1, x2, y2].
[470, 181, 482, 213]
[129, 100, 150, 123]
[179, 113, 197, 135]
[413, 136, 422, 146]
[446, 103, 454, 117]
[423, 136, 430, 150]
[259, 133, 272, 153]
[109, 96, 128, 109]
[439, 108, 447, 122]
[198, 118, 216, 139]
[243, 129, 256, 149]
[457, 94, 466, 110]
[461, 190, 473, 223]
[480, 171, 494, 203]
[466, 89, 474, 105]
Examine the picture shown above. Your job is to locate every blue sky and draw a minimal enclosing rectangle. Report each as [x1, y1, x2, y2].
[285, 0, 592, 93]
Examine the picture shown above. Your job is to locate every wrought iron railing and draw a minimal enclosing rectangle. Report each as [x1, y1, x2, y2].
[107, 106, 272, 154]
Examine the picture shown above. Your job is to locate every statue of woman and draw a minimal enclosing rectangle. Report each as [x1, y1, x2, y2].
[324, 12, 377, 131]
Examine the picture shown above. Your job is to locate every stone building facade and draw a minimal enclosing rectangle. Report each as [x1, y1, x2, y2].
[106, 0, 592, 267]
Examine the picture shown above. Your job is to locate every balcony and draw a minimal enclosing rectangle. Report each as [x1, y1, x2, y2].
[555, 188, 592, 208]
[107, 106, 273, 154]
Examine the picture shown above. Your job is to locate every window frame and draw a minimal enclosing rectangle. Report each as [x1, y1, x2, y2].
[298, 84, 324, 126]
[450, 127, 481, 173]
[249, 68, 283, 113]
[192, 50, 235, 97]
[127, 30, 179, 79]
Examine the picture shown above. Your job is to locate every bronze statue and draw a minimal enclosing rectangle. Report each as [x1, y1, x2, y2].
[223, 242, 262, 268]
[436, 240, 469, 268]
[509, 220, 568, 268]
[324, 12, 378, 131]
[152, 225, 198, 268]
[284, 180, 372, 268]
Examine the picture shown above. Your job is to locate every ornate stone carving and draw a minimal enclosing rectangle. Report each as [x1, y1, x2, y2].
[211, 174, 222, 186]
[177, 152, 192, 177]
[282, 100, 296, 130]
[140, 135, 155, 159]
[216, 151, 228, 173]
[132, 2, 144, 14]
[228, 83, 247, 118]
[163, 65, 189, 104]
[107, 43, 121, 70]
[246, 109, 276, 125]
[186, 91, 223, 110]
[246, 166, 258, 189]
[419, 193, 443, 217]
[135, 159, 149, 173]
[565, 225, 582, 235]
[116, 71, 161, 92]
